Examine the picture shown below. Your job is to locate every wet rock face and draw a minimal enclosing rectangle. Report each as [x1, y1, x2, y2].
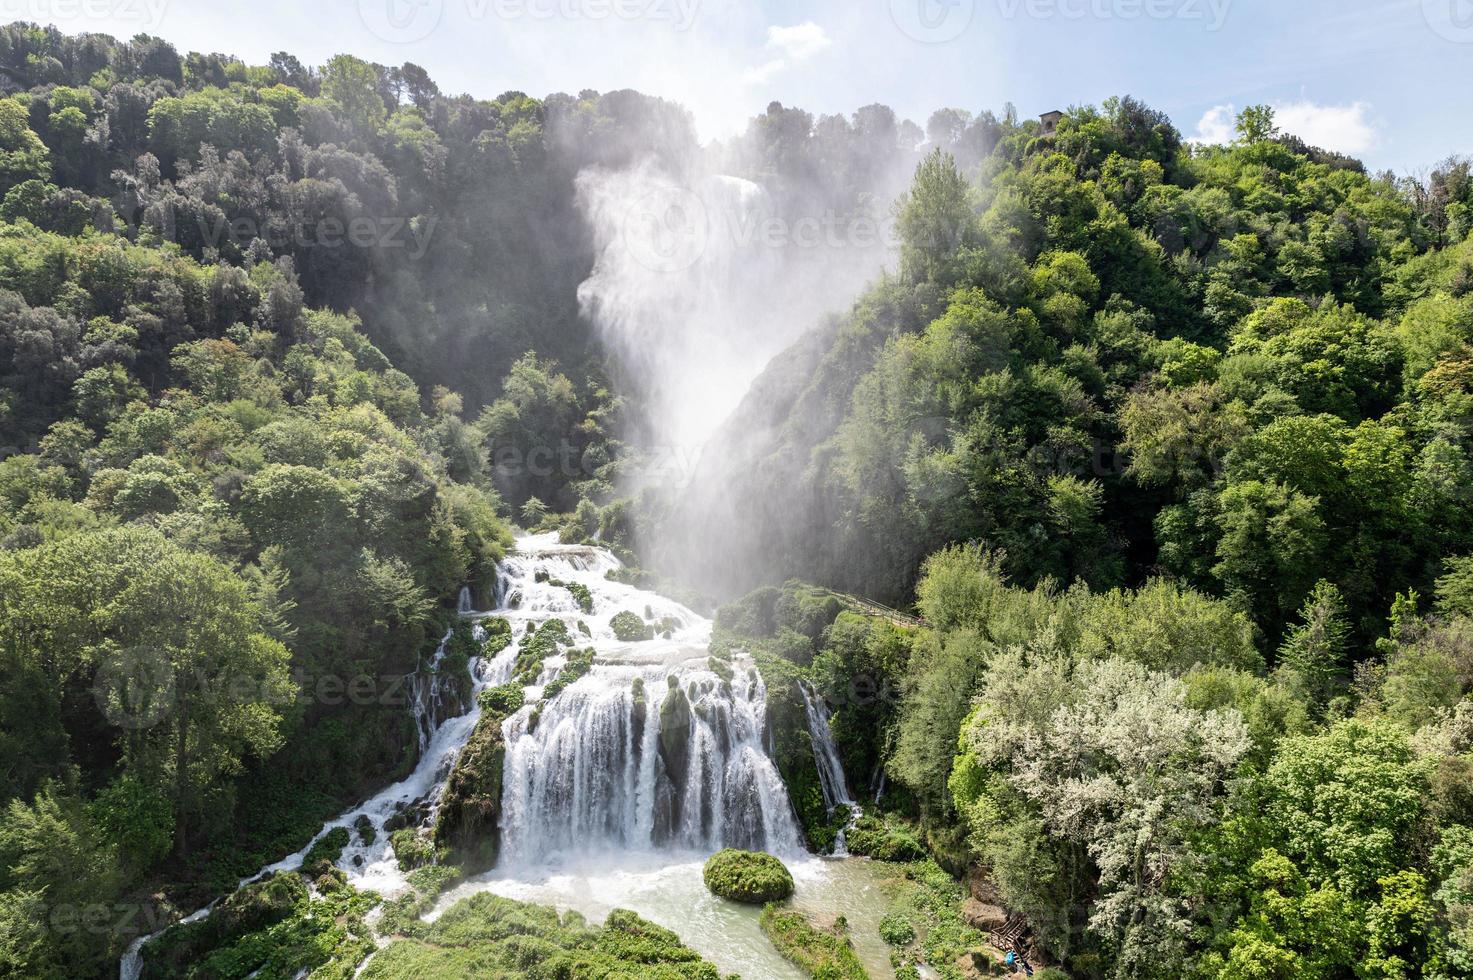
[653, 682, 693, 844]
[432, 682, 526, 873]
[433, 710, 509, 873]
[658, 682, 693, 788]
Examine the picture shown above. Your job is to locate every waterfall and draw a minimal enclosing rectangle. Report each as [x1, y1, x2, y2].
[497, 535, 803, 861]
[457, 585, 473, 614]
[122, 532, 805, 977]
[800, 683, 862, 855]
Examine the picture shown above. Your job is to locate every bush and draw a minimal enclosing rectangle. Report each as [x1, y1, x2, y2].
[478, 683, 525, 716]
[758, 903, 867, 979]
[702, 849, 795, 903]
[301, 826, 350, 869]
[389, 829, 438, 871]
[611, 610, 654, 642]
[879, 909, 916, 946]
[845, 815, 927, 862]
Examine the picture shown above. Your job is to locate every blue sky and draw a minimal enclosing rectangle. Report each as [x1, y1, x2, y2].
[26, 0, 1473, 172]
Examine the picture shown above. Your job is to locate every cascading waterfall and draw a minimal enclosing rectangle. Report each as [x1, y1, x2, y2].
[496, 534, 803, 861]
[800, 683, 862, 855]
[121, 532, 807, 978]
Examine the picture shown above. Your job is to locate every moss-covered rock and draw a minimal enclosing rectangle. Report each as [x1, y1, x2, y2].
[389, 828, 440, 871]
[845, 814, 927, 862]
[433, 684, 524, 873]
[548, 576, 594, 614]
[611, 609, 654, 641]
[361, 893, 721, 979]
[514, 618, 572, 682]
[702, 849, 795, 904]
[541, 646, 595, 701]
[301, 826, 350, 870]
[759, 655, 839, 852]
[481, 615, 513, 655]
[759, 904, 869, 979]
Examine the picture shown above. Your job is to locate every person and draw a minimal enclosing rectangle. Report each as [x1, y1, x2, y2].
[1022, 960, 1034, 976]
[1005, 949, 1018, 972]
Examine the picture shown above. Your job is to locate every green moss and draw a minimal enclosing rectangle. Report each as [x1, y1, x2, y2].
[611, 610, 654, 642]
[361, 893, 721, 979]
[301, 826, 350, 870]
[378, 865, 465, 937]
[845, 814, 927, 862]
[389, 828, 441, 871]
[435, 684, 524, 873]
[514, 618, 572, 682]
[758, 904, 869, 979]
[354, 814, 376, 846]
[702, 849, 795, 904]
[708, 656, 734, 683]
[541, 646, 595, 701]
[481, 616, 514, 655]
[477, 683, 525, 715]
[548, 576, 594, 614]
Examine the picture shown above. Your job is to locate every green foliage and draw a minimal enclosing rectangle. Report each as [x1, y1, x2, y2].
[758, 904, 869, 980]
[611, 610, 654, 642]
[702, 849, 795, 904]
[362, 893, 720, 979]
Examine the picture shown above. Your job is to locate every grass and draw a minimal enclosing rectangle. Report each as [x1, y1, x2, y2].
[360, 893, 722, 979]
[758, 903, 869, 979]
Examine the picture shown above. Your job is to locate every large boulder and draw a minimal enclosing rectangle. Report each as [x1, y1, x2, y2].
[433, 684, 523, 872]
[703, 849, 795, 904]
[962, 899, 1008, 932]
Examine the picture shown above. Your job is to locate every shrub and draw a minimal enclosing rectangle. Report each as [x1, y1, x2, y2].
[611, 610, 654, 642]
[879, 909, 916, 946]
[702, 849, 795, 903]
[758, 904, 867, 979]
[301, 826, 349, 869]
[389, 829, 438, 871]
[478, 683, 525, 716]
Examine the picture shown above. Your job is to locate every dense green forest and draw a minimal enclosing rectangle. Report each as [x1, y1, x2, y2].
[1, 16, 1473, 980]
[700, 98, 1473, 978]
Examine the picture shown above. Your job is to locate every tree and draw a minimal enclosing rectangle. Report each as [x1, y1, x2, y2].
[321, 55, 387, 135]
[0, 98, 50, 194]
[894, 148, 974, 284]
[0, 529, 294, 855]
[1235, 105, 1279, 144]
[1277, 580, 1351, 710]
[958, 656, 1249, 975]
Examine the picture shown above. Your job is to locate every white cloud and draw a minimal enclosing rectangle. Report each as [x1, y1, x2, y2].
[766, 22, 832, 61]
[1272, 100, 1377, 154]
[742, 21, 832, 86]
[1191, 99, 1378, 155]
[1193, 104, 1237, 146]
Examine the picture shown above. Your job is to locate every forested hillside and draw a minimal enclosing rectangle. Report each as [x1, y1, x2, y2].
[701, 101, 1473, 978]
[2, 16, 1473, 980]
